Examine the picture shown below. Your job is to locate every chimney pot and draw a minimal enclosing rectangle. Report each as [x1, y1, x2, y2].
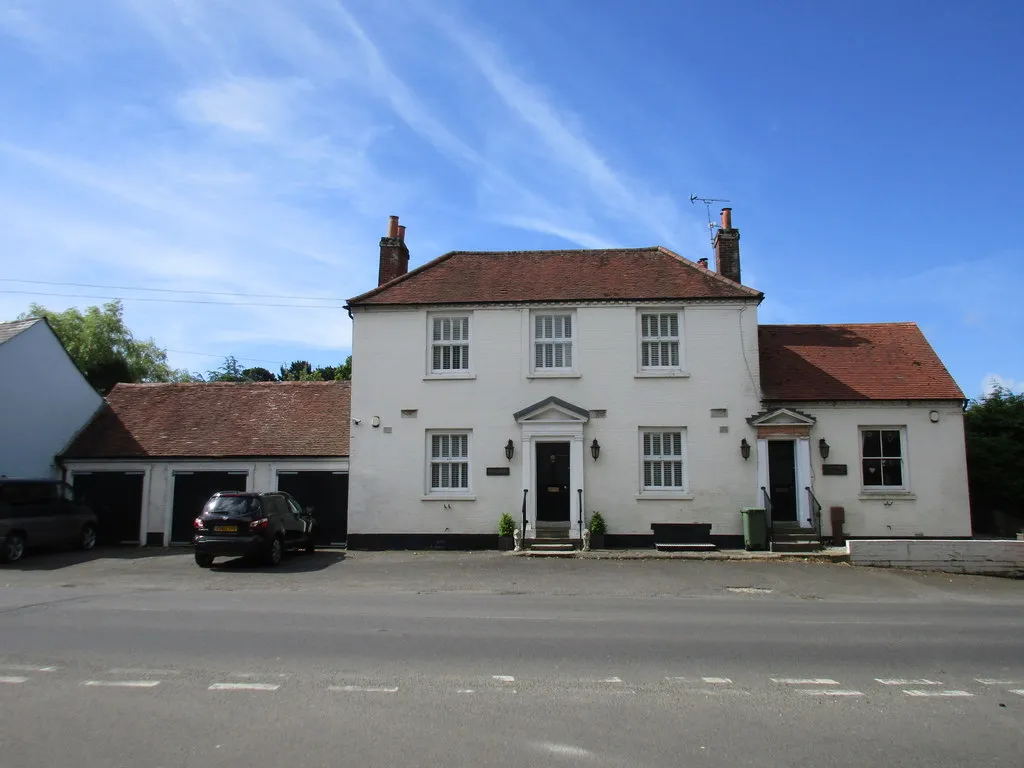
[387, 215, 400, 238]
[721, 207, 732, 230]
[398, 225, 406, 242]
[697, 257, 709, 269]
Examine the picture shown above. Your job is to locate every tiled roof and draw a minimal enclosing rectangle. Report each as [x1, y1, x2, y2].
[347, 247, 762, 306]
[758, 323, 964, 401]
[62, 382, 350, 459]
[0, 318, 40, 345]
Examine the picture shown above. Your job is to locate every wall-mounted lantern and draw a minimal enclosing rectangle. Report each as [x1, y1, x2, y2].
[740, 438, 751, 460]
[504, 439, 515, 461]
[590, 438, 601, 461]
[818, 437, 830, 460]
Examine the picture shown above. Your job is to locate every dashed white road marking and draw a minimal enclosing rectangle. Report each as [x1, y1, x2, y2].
[208, 682, 280, 692]
[1009, 690, 1024, 696]
[0, 665, 57, 673]
[976, 679, 1021, 686]
[83, 680, 161, 688]
[600, 677, 622, 683]
[493, 675, 515, 683]
[329, 685, 399, 693]
[665, 676, 689, 682]
[0, 676, 29, 684]
[876, 679, 942, 686]
[771, 678, 839, 685]
[107, 668, 179, 676]
[457, 689, 475, 694]
[802, 690, 864, 697]
[904, 689, 973, 698]
[702, 677, 732, 684]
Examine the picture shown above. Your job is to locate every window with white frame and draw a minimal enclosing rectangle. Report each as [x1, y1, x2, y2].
[641, 429, 687, 491]
[430, 315, 470, 374]
[533, 312, 574, 371]
[428, 432, 470, 493]
[860, 427, 906, 489]
[639, 311, 681, 369]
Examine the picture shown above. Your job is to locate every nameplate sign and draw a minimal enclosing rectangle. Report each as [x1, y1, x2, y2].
[822, 464, 848, 476]
[486, 467, 511, 476]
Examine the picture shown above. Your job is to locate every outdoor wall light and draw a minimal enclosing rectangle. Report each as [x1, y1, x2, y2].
[504, 439, 515, 461]
[590, 438, 601, 461]
[819, 437, 830, 460]
[740, 438, 751, 460]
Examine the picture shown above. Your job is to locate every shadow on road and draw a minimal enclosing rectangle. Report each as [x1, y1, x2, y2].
[0, 545, 182, 572]
[209, 551, 347, 574]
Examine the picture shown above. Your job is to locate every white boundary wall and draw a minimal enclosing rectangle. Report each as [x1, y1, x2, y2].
[848, 539, 1024, 576]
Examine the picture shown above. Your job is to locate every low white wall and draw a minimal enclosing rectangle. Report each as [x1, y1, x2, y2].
[848, 539, 1024, 576]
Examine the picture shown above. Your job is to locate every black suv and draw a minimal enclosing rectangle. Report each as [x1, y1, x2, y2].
[192, 491, 316, 568]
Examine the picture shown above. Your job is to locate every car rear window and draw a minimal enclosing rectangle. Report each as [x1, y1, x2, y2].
[203, 496, 256, 517]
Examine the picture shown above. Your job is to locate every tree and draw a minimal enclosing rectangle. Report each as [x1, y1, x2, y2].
[278, 357, 351, 381]
[206, 356, 248, 382]
[242, 366, 276, 382]
[18, 301, 195, 394]
[965, 384, 1024, 535]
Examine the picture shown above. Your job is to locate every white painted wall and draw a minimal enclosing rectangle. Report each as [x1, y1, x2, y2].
[349, 301, 763, 538]
[0, 322, 102, 480]
[793, 401, 971, 538]
[848, 539, 1023, 576]
[65, 457, 348, 545]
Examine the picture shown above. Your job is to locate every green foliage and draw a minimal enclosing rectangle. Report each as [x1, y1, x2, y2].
[965, 384, 1024, 534]
[278, 356, 352, 382]
[19, 301, 195, 394]
[241, 366, 276, 382]
[587, 511, 607, 535]
[497, 512, 516, 537]
[206, 356, 248, 382]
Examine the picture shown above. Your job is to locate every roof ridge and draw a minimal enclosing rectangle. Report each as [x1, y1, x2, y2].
[760, 322, 919, 329]
[655, 246, 763, 297]
[346, 250, 459, 306]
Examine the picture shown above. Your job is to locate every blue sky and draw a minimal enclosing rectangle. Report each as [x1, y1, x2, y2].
[1, 0, 1020, 397]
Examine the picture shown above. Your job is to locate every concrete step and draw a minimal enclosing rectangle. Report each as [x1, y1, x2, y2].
[524, 550, 578, 558]
[655, 543, 718, 552]
[529, 542, 578, 552]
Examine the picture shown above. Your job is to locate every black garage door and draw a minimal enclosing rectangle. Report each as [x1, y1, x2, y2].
[276, 471, 348, 546]
[171, 471, 247, 544]
[72, 471, 144, 545]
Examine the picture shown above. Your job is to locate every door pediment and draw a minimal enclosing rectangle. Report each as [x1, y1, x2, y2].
[514, 396, 590, 424]
[747, 408, 816, 427]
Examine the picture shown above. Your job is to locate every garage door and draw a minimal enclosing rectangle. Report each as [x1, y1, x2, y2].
[276, 471, 348, 546]
[171, 471, 247, 544]
[72, 472, 144, 545]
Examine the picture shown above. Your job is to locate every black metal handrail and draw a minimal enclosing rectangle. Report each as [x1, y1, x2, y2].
[760, 486, 774, 543]
[521, 489, 528, 541]
[805, 486, 823, 541]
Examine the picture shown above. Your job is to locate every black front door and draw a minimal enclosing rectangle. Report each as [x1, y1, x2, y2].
[171, 472, 247, 543]
[276, 471, 348, 546]
[73, 472, 144, 545]
[536, 442, 570, 524]
[767, 441, 797, 521]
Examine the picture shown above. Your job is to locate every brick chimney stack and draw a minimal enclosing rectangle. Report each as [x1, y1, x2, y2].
[713, 207, 741, 284]
[378, 214, 410, 286]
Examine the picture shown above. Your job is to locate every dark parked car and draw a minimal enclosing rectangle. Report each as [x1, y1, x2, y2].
[192, 490, 316, 567]
[0, 480, 99, 564]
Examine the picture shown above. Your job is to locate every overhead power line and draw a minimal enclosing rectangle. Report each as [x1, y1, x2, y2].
[0, 289, 346, 309]
[0, 278, 345, 302]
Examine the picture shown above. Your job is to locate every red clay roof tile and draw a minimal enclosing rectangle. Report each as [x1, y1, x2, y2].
[347, 247, 762, 306]
[759, 323, 964, 401]
[62, 381, 350, 459]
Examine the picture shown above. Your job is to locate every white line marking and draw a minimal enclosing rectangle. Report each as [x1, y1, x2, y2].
[876, 679, 942, 686]
[208, 683, 280, 692]
[802, 690, 864, 697]
[108, 668, 179, 676]
[457, 689, 475, 694]
[0, 665, 57, 673]
[771, 678, 839, 685]
[976, 679, 1021, 685]
[600, 677, 622, 683]
[493, 675, 515, 683]
[903, 689, 973, 697]
[83, 680, 161, 688]
[702, 677, 732, 684]
[328, 685, 398, 693]
[0, 676, 28, 684]
[665, 676, 689, 682]
[696, 688, 752, 696]
[1010, 690, 1024, 696]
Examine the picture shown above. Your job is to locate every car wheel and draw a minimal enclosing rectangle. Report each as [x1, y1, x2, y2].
[194, 552, 214, 568]
[1, 533, 26, 564]
[264, 536, 283, 566]
[79, 524, 98, 551]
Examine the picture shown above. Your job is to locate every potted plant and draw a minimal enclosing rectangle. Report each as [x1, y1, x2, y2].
[588, 511, 607, 550]
[498, 512, 516, 551]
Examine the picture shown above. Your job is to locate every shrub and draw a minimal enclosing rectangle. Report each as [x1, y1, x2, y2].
[588, 511, 607, 535]
[498, 512, 516, 537]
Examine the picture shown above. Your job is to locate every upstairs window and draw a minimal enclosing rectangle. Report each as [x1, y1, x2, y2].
[428, 432, 470, 493]
[533, 313, 574, 371]
[860, 427, 906, 489]
[640, 312, 681, 369]
[430, 316, 470, 374]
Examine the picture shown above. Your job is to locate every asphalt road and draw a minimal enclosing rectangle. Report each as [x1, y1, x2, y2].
[1, 550, 1023, 767]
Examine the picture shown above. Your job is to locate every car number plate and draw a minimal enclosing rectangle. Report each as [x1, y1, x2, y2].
[214, 525, 237, 532]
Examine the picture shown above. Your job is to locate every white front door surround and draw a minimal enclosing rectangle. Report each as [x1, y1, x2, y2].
[749, 408, 817, 530]
[514, 397, 589, 540]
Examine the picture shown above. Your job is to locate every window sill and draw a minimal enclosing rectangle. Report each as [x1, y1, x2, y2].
[423, 373, 476, 381]
[859, 491, 916, 501]
[422, 495, 477, 502]
[527, 371, 581, 379]
[636, 493, 694, 501]
[635, 370, 691, 379]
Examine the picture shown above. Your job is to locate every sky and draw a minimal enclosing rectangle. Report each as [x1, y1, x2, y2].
[0, 0, 1021, 397]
